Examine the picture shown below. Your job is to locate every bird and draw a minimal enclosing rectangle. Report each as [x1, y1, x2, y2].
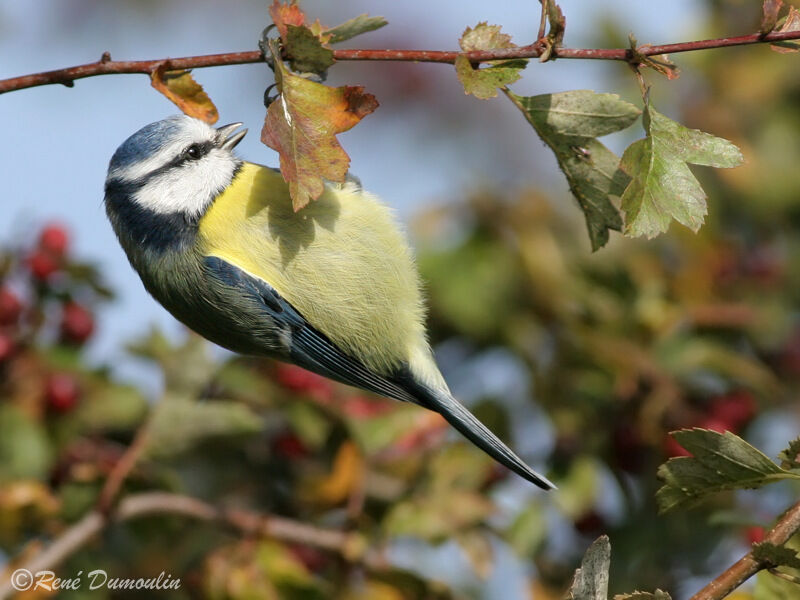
[103, 115, 554, 490]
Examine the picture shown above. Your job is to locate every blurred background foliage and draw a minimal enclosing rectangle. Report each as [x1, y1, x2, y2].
[2, 1, 800, 599]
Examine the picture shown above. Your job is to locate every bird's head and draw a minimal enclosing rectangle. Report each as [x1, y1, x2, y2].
[105, 115, 247, 223]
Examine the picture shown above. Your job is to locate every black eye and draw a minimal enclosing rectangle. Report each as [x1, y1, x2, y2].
[185, 144, 203, 160]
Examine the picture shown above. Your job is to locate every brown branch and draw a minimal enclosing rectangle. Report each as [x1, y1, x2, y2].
[1, 29, 800, 95]
[691, 499, 800, 600]
[0, 491, 383, 600]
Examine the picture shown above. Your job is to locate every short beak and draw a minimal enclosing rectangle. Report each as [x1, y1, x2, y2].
[216, 122, 248, 151]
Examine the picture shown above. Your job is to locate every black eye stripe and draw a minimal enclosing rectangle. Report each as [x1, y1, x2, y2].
[182, 141, 214, 162]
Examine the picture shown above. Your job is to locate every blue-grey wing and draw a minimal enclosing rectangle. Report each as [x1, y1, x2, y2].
[203, 256, 416, 403]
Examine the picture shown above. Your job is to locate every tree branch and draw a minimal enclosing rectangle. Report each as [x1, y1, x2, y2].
[0, 491, 383, 600]
[2, 29, 800, 95]
[690, 498, 800, 600]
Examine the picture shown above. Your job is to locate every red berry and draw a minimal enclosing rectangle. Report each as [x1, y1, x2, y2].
[288, 544, 328, 572]
[38, 224, 70, 257]
[0, 333, 15, 362]
[274, 364, 332, 402]
[27, 251, 60, 281]
[709, 392, 756, 431]
[663, 434, 692, 458]
[0, 288, 22, 326]
[574, 510, 606, 535]
[272, 431, 309, 459]
[45, 373, 81, 413]
[341, 395, 393, 419]
[60, 302, 94, 344]
[612, 423, 648, 472]
[745, 525, 765, 545]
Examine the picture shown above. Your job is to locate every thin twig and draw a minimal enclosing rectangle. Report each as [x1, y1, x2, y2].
[0, 491, 384, 600]
[1, 29, 800, 95]
[690, 499, 800, 600]
[96, 419, 151, 514]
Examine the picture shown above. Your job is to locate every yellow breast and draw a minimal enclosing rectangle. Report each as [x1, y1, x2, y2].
[197, 162, 434, 377]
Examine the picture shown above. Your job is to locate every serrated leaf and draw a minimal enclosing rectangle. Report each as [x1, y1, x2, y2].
[656, 429, 800, 513]
[460, 22, 515, 51]
[778, 437, 800, 470]
[771, 6, 800, 52]
[285, 24, 334, 74]
[262, 40, 378, 210]
[150, 66, 218, 124]
[269, 0, 305, 40]
[613, 591, 672, 600]
[753, 542, 800, 569]
[567, 536, 610, 600]
[326, 14, 388, 44]
[620, 101, 743, 239]
[456, 23, 526, 100]
[144, 397, 263, 459]
[761, 0, 785, 36]
[506, 90, 640, 250]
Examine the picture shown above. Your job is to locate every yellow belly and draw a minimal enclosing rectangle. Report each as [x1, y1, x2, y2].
[197, 162, 430, 376]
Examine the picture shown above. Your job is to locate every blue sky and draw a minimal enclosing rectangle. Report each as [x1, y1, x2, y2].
[1, 0, 704, 390]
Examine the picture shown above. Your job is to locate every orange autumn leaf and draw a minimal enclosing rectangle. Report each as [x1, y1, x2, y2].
[261, 42, 378, 210]
[150, 65, 218, 124]
[269, 0, 305, 40]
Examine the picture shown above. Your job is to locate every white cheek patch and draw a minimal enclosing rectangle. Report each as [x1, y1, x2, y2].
[132, 149, 238, 217]
[110, 118, 218, 183]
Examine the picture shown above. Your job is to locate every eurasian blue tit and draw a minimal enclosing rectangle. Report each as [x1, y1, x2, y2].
[104, 115, 554, 490]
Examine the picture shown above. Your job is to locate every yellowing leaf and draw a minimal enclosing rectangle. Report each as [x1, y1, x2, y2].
[456, 23, 526, 100]
[150, 66, 218, 124]
[460, 22, 515, 52]
[269, 0, 305, 40]
[310, 441, 364, 504]
[621, 101, 743, 239]
[262, 41, 378, 210]
[771, 6, 800, 53]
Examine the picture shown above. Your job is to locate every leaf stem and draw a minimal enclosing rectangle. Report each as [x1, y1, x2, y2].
[2, 29, 800, 94]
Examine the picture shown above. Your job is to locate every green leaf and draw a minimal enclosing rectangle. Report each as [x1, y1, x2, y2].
[326, 14, 388, 44]
[613, 591, 672, 600]
[778, 437, 800, 470]
[384, 490, 494, 542]
[0, 405, 54, 483]
[620, 101, 743, 239]
[456, 23, 526, 100]
[753, 542, 800, 570]
[455, 56, 525, 100]
[566, 535, 610, 600]
[506, 90, 640, 250]
[656, 429, 800, 513]
[506, 503, 547, 557]
[285, 24, 335, 74]
[144, 397, 263, 459]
